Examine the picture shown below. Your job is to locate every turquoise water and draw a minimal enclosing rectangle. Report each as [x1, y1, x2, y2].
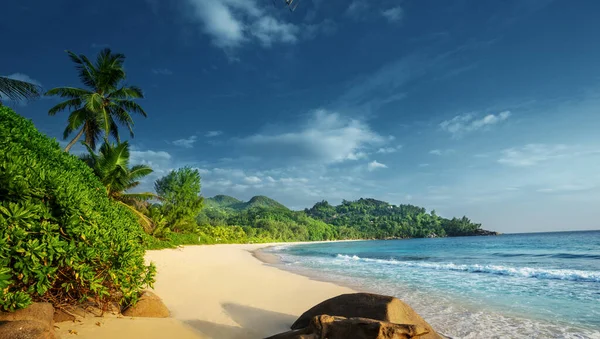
[269, 231, 600, 339]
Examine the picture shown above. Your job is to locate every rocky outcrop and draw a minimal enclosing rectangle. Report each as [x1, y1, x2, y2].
[291, 293, 442, 339]
[267, 314, 428, 339]
[122, 291, 170, 318]
[472, 229, 499, 236]
[0, 303, 57, 339]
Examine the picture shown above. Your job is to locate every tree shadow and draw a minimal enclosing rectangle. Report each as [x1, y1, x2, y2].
[184, 303, 297, 339]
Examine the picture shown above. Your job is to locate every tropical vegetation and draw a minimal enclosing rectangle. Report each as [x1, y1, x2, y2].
[0, 106, 154, 311]
[45, 49, 147, 152]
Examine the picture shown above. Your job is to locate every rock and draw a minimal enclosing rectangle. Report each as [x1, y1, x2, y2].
[267, 315, 428, 339]
[122, 291, 169, 318]
[473, 229, 499, 236]
[0, 320, 56, 339]
[52, 309, 75, 323]
[291, 293, 441, 339]
[0, 303, 55, 328]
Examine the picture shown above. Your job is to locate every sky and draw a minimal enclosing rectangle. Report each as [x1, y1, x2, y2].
[2, 0, 600, 233]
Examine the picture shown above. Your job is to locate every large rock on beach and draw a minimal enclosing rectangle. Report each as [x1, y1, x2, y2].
[291, 293, 442, 339]
[267, 314, 428, 339]
[0, 303, 57, 339]
[0, 303, 55, 326]
[122, 291, 170, 318]
[0, 320, 57, 339]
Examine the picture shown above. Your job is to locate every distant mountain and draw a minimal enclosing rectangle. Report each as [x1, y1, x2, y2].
[205, 195, 289, 211]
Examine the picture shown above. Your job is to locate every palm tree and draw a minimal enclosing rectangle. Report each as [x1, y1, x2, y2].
[82, 140, 157, 231]
[0, 76, 41, 105]
[46, 49, 147, 152]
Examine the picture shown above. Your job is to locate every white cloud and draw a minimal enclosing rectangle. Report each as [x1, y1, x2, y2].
[243, 176, 262, 184]
[205, 130, 223, 137]
[429, 149, 454, 156]
[497, 144, 568, 167]
[152, 68, 173, 75]
[376, 145, 403, 154]
[241, 109, 387, 164]
[536, 184, 595, 193]
[382, 7, 403, 23]
[367, 160, 387, 171]
[346, 152, 368, 160]
[172, 135, 198, 148]
[184, 0, 300, 49]
[251, 16, 298, 47]
[440, 111, 511, 137]
[346, 0, 369, 18]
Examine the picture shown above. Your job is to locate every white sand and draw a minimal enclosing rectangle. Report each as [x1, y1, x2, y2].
[57, 243, 353, 338]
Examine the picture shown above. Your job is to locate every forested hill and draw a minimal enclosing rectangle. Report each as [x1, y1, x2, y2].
[304, 198, 492, 238]
[205, 195, 288, 211]
[198, 195, 496, 242]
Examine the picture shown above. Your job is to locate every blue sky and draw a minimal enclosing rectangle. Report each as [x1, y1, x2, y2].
[3, 0, 600, 233]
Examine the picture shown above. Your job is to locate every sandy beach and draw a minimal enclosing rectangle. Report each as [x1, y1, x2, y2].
[56, 243, 354, 338]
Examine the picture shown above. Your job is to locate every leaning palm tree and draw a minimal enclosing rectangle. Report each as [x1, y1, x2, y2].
[0, 76, 41, 105]
[46, 49, 147, 152]
[82, 140, 157, 231]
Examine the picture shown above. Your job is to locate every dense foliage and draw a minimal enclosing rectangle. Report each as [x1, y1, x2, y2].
[193, 195, 485, 245]
[304, 198, 483, 238]
[0, 106, 155, 311]
[154, 168, 204, 232]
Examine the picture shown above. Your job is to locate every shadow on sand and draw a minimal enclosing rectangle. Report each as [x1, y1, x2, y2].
[185, 303, 297, 339]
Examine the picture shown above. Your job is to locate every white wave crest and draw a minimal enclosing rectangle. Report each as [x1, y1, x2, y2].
[335, 254, 600, 282]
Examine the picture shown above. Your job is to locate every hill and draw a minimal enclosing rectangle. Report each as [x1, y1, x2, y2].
[205, 195, 288, 211]
[199, 195, 494, 241]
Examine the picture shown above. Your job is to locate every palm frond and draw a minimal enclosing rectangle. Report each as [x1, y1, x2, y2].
[116, 100, 147, 118]
[0, 76, 42, 102]
[48, 97, 83, 116]
[129, 164, 153, 181]
[116, 200, 153, 233]
[108, 86, 144, 99]
[45, 87, 92, 99]
[66, 51, 97, 89]
[63, 108, 88, 139]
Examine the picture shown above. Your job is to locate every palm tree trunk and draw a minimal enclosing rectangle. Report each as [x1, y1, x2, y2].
[65, 127, 85, 152]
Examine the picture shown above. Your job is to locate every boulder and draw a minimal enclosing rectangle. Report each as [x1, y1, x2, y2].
[266, 315, 429, 339]
[52, 309, 75, 323]
[0, 303, 54, 327]
[291, 293, 441, 339]
[122, 291, 169, 318]
[0, 320, 56, 339]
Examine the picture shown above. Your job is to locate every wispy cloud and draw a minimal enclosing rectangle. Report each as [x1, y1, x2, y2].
[376, 145, 403, 154]
[429, 149, 455, 156]
[172, 135, 198, 148]
[497, 144, 568, 167]
[367, 160, 387, 171]
[381, 7, 403, 23]
[152, 68, 173, 75]
[440, 111, 511, 137]
[345, 0, 369, 19]
[239, 109, 388, 164]
[205, 130, 223, 137]
[537, 184, 595, 194]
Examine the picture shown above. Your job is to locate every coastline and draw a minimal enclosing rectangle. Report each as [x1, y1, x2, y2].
[57, 242, 356, 338]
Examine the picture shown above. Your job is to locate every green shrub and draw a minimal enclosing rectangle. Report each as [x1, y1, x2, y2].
[0, 106, 155, 311]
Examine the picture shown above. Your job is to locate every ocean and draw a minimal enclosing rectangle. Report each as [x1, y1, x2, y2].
[267, 231, 600, 339]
